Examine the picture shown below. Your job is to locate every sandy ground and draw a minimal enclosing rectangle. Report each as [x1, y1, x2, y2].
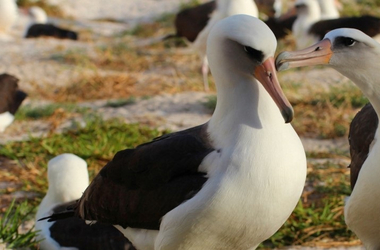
[0, 0, 367, 249]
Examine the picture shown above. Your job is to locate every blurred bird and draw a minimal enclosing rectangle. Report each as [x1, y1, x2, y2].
[0, 74, 27, 132]
[0, 0, 17, 41]
[35, 153, 136, 250]
[292, 0, 321, 49]
[318, 0, 340, 20]
[25, 6, 78, 40]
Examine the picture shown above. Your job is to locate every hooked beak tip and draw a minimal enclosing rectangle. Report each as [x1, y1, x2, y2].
[282, 106, 294, 123]
[275, 52, 290, 71]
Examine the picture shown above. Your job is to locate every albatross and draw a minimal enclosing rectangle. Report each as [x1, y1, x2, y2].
[35, 153, 136, 250]
[276, 27, 380, 249]
[0, 0, 17, 41]
[45, 15, 307, 249]
[0, 73, 27, 132]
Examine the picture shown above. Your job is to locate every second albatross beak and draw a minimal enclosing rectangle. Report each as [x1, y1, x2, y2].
[276, 39, 333, 71]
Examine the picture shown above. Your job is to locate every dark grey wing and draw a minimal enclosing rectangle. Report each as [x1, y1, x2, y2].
[76, 124, 214, 230]
[49, 217, 136, 250]
[264, 15, 296, 40]
[0, 74, 19, 114]
[25, 24, 78, 40]
[309, 16, 380, 40]
[348, 103, 378, 189]
[174, 1, 216, 42]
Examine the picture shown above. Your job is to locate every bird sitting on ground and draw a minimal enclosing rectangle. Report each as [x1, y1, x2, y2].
[0, 0, 17, 41]
[0, 73, 27, 132]
[25, 6, 78, 40]
[35, 153, 136, 250]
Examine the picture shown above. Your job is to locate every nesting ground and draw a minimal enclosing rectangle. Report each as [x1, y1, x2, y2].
[0, 0, 371, 249]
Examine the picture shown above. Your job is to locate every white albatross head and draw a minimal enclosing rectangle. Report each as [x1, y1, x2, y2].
[36, 153, 89, 219]
[276, 28, 380, 110]
[35, 153, 89, 250]
[207, 14, 293, 123]
[28, 6, 48, 24]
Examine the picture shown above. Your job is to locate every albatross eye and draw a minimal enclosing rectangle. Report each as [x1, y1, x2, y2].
[343, 38, 356, 47]
[244, 46, 264, 62]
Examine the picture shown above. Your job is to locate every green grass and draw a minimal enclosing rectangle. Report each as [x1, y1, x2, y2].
[0, 118, 165, 193]
[105, 97, 137, 108]
[202, 95, 217, 112]
[261, 160, 355, 248]
[15, 103, 90, 120]
[0, 200, 39, 249]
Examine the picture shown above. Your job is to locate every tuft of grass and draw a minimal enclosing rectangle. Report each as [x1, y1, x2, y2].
[202, 95, 217, 112]
[0, 200, 39, 249]
[261, 159, 356, 248]
[282, 82, 368, 139]
[179, 0, 202, 10]
[15, 103, 89, 120]
[105, 97, 137, 108]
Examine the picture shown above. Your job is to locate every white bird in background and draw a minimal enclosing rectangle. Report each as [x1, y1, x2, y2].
[35, 153, 135, 250]
[192, 0, 259, 91]
[318, 0, 340, 20]
[276, 27, 380, 249]
[0, 0, 18, 40]
[35, 153, 90, 249]
[28, 6, 48, 25]
[292, 0, 321, 49]
[44, 14, 306, 250]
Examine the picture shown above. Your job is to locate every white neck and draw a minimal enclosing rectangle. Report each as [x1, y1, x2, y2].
[294, 1, 321, 30]
[0, 112, 14, 132]
[208, 55, 285, 147]
[335, 64, 380, 119]
[217, 0, 259, 18]
[318, 0, 339, 19]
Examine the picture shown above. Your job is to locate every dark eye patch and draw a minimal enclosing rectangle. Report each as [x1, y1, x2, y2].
[244, 46, 264, 62]
[334, 36, 357, 47]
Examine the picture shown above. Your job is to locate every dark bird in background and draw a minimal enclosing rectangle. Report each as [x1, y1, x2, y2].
[309, 15, 380, 41]
[0, 73, 27, 132]
[25, 6, 78, 40]
[164, 0, 289, 43]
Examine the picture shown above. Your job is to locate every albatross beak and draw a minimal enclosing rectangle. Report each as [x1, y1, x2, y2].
[275, 39, 333, 71]
[254, 57, 294, 123]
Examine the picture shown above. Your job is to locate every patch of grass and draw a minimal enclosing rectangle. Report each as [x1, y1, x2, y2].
[0, 200, 39, 249]
[341, 0, 380, 16]
[202, 95, 217, 111]
[51, 48, 96, 69]
[0, 118, 166, 194]
[284, 83, 367, 139]
[17, 0, 65, 18]
[105, 97, 137, 108]
[15, 103, 89, 120]
[261, 159, 356, 248]
[179, 0, 202, 10]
